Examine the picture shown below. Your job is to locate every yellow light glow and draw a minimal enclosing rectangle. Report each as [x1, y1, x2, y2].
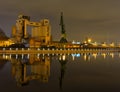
[88, 38, 91, 43]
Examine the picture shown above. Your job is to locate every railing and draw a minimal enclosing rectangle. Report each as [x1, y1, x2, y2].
[0, 47, 119, 54]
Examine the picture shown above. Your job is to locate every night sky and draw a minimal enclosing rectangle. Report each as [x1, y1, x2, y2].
[0, 0, 120, 43]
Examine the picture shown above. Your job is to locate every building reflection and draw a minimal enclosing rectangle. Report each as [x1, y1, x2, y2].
[11, 54, 50, 87]
[0, 52, 117, 88]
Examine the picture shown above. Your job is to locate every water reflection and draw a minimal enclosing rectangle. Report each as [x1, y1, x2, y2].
[0, 52, 120, 90]
[0, 55, 8, 70]
[11, 54, 50, 87]
[58, 54, 67, 90]
[71, 52, 117, 61]
[9, 54, 68, 89]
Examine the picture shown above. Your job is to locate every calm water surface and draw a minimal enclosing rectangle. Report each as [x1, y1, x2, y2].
[0, 52, 120, 92]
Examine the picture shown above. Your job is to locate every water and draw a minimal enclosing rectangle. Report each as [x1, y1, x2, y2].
[0, 52, 120, 92]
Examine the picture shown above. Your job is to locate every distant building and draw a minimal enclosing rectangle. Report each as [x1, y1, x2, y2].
[0, 28, 14, 47]
[0, 38, 14, 47]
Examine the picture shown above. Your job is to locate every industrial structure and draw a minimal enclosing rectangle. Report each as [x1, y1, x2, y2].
[0, 13, 117, 49]
[59, 12, 67, 43]
[10, 13, 70, 48]
[11, 15, 51, 47]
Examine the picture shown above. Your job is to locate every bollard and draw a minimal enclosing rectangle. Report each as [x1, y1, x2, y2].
[3, 48, 5, 51]
[22, 48, 24, 51]
[10, 48, 11, 50]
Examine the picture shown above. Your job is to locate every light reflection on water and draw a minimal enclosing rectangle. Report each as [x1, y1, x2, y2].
[0, 52, 120, 92]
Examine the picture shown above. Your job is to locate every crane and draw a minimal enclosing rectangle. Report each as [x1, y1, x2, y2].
[59, 12, 67, 43]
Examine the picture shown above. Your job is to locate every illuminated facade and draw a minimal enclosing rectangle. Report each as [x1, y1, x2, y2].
[0, 38, 14, 47]
[12, 15, 51, 47]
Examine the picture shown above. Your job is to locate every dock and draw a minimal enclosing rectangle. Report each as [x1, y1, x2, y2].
[0, 48, 120, 54]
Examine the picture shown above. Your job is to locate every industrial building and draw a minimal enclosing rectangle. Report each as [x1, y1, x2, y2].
[11, 15, 52, 48]
[6, 13, 80, 48]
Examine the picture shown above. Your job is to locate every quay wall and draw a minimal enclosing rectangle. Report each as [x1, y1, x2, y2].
[0, 48, 119, 54]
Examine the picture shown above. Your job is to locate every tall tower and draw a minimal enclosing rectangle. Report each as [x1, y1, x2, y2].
[59, 12, 67, 43]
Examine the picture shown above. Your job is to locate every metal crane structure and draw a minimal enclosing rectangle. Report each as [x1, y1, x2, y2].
[59, 12, 67, 43]
[12, 15, 51, 47]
